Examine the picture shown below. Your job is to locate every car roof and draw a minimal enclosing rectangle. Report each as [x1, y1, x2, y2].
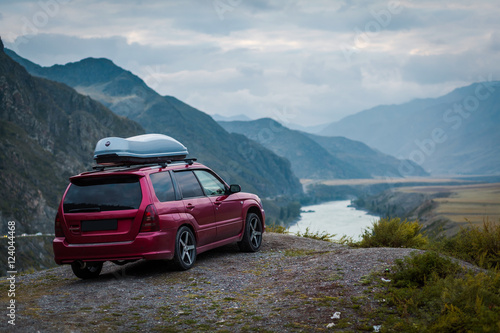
[71, 161, 207, 180]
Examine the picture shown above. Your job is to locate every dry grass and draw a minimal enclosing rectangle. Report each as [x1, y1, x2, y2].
[399, 183, 500, 226]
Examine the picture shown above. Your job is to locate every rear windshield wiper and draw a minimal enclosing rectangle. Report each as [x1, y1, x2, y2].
[68, 207, 101, 213]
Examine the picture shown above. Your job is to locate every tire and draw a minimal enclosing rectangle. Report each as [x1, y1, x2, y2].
[174, 226, 197, 270]
[71, 261, 103, 279]
[238, 212, 263, 252]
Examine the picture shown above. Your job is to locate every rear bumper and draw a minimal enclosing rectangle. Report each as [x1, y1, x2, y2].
[53, 230, 175, 264]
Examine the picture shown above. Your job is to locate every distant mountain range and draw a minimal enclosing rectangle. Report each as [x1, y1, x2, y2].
[219, 118, 427, 179]
[211, 114, 253, 122]
[6, 46, 430, 182]
[5, 48, 303, 200]
[320, 82, 500, 175]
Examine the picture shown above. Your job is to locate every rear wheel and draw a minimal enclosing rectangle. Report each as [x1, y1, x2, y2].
[238, 212, 263, 252]
[174, 226, 197, 270]
[71, 261, 103, 279]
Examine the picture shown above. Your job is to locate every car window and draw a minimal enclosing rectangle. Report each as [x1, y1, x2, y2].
[63, 176, 142, 213]
[194, 170, 226, 196]
[150, 171, 176, 202]
[174, 171, 204, 198]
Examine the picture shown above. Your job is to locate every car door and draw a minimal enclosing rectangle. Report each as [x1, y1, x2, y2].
[193, 170, 244, 241]
[174, 170, 216, 246]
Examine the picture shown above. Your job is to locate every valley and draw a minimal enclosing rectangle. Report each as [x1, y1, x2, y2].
[2, 39, 499, 241]
[399, 182, 500, 229]
[305, 177, 500, 236]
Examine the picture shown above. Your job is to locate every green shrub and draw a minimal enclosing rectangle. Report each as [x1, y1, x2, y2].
[295, 227, 335, 242]
[391, 251, 464, 288]
[381, 252, 500, 332]
[357, 217, 428, 248]
[437, 218, 500, 270]
[428, 272, 500, 332]
[266, 223, 289, 234]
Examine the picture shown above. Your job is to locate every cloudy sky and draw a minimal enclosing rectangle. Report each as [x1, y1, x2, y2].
[2, 0, 500, 127]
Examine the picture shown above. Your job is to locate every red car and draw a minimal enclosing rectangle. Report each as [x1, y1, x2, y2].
[53, 137, 265, 279]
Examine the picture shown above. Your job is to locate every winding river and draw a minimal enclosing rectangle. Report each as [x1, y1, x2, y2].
[288, 200, 379, 240]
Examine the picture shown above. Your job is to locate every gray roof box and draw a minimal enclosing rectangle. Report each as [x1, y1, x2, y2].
[94, 134, 189, 166]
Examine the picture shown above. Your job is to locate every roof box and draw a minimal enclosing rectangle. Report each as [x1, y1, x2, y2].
[94, 134, 189, 166]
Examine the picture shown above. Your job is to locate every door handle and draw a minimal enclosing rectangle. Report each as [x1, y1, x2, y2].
[214, 201, 222, 206]
[186, 203, 195, 210]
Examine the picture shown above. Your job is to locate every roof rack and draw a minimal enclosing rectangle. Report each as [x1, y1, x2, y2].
[91, 158, 197, 172]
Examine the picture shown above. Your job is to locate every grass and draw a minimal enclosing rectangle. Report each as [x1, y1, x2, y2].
[330, 217, 500, 331]
[338, 216, 499, 271]
[340, 217, 428, 249]
[267, 223, 336, 242]
[265, 223, 288, 234]
[432, 218, 500, 270]
[400, 182, 500, 227]
[378, 252, 500, 332]
[294, 227, 336, 242]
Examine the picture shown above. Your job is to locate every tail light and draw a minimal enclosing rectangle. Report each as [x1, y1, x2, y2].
[55, 212, 65, 237]
[140, 204, 160, 232]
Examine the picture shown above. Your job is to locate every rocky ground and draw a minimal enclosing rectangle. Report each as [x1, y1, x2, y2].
[3, 233, 423, 332]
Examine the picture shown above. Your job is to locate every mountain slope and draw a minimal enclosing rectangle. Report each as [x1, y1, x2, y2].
[320, 82, 500, 175]
[221, 118, 368, 179]
[219, 118, 428, 179]
[6, 50, 303, 198]
[0, 41, 144, 234]
[305, 133, 428, 178]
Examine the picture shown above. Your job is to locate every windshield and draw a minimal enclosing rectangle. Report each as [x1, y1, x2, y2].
[63, 176, 142, 213]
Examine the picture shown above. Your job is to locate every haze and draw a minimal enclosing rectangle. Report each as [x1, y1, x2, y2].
[2, 0, 500, 127]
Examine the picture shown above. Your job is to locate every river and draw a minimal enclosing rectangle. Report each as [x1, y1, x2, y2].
[288, 200, 379, 240]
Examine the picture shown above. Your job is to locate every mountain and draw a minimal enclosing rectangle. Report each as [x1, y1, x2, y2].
[0, 41, 144, 234]
[284, 122, 329, 134]
[219, 118, 428, 179]
[320, 82, 500, 175]
[221, 118, 367, 179]
[305, 133, 428, 178]
[6, 49, 303, 200]
[211, 113, 252, 122]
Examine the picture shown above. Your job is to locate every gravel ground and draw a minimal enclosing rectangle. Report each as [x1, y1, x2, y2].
[4, 233, 425, 332]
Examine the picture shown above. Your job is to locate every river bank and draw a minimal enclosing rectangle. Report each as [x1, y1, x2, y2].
[302, 177, 500, 236]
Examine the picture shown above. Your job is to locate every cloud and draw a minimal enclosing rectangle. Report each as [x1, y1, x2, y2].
[2, 0, 500, 126]
[489, 32, 500, 52]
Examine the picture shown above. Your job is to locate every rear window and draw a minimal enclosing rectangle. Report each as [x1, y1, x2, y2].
[63, 176, 142, 213]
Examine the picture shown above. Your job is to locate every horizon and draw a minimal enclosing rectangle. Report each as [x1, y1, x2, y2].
[1, 1, 500, 127]
[4, 44, 497, 132]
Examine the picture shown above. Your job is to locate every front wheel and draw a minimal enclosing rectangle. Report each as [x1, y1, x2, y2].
[174, 226, 197, 270]
[238, 213, 263, 252]
[71, 261, 103, 279]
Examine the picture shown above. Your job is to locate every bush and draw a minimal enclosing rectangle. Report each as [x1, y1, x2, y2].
[266, 223, 288, 234]
[381, 252, 500, 332]
[428, 272, 500, 332]
[357, 217, 428, 248]
[295, 227, 335, 242]
[391, 251, 464, 288]
[437, 218, 500, 270]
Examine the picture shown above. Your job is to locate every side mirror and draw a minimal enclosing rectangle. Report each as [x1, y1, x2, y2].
[228, 184, 241, 194]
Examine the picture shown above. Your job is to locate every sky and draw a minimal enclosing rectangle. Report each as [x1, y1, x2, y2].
[1, 0, 500, 127]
